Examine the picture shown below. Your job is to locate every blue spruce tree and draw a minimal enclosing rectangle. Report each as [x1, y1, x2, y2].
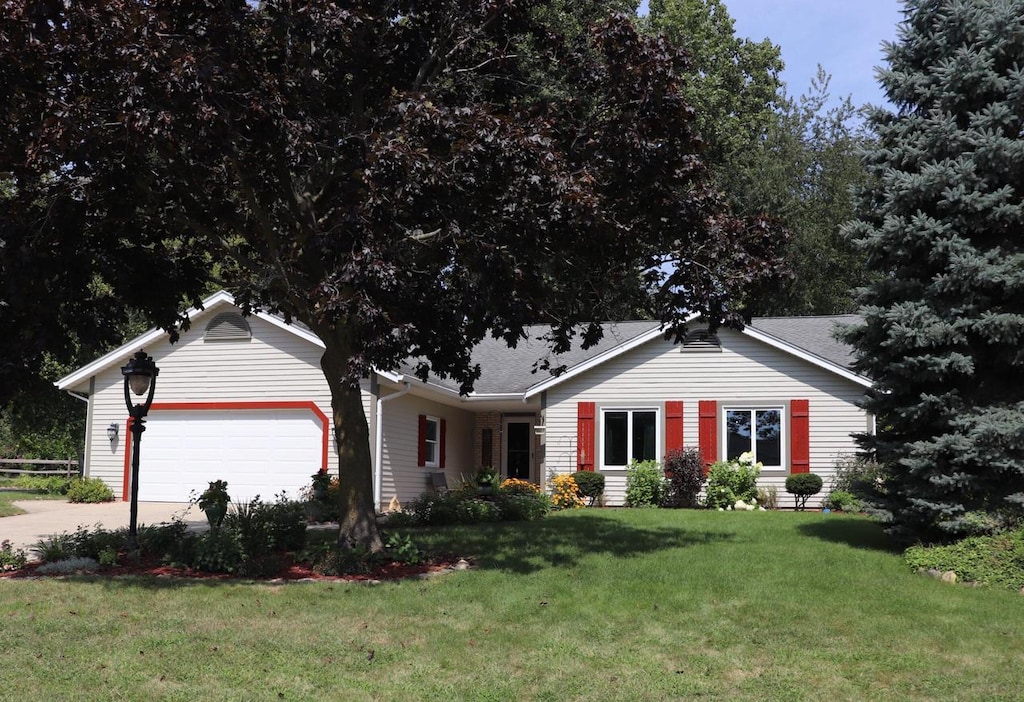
[844, 0, 1024, 544]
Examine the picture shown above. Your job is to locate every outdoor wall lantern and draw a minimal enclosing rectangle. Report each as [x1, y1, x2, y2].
[107, 423, 119, 442]
[121, 350, 159, 551]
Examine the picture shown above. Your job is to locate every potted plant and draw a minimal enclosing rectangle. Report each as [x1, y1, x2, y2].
[197, 480, 230, 528]
[310, 470, 330, 501]
[475, 467, 497, 496]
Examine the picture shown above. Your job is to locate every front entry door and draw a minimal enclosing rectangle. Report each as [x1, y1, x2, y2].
[505, 420, 533, 481]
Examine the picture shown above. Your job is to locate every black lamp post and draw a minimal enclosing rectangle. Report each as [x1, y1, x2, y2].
[121, 350, 159, 552]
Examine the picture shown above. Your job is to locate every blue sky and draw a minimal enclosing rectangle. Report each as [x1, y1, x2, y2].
[640, 1, 906, 109]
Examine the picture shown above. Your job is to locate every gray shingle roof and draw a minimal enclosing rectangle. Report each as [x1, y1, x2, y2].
[747, 315, 860, 370]
[403, 321, 661, 394]
[405, 315, 861, 396]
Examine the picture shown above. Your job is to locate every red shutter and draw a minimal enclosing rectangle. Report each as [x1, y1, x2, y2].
[698, 400, 717, 472]
[577, 402, 596, 471]
[665, 401, 684, 455]
[790, 399, 810, 473]
[417, 414, 427, 467]
[439, 418, 447, 469]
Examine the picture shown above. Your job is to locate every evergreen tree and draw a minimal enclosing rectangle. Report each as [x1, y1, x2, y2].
[844, 0, 1024, 544]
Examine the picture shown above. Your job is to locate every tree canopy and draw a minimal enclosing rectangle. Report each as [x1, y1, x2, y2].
[741, 70, 876, 316]
[843, 0, 1024, 544]
[643, 0, 871, 317]
[2, 0, 786, 547]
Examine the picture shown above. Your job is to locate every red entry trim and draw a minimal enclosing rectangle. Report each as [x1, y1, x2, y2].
[120, 400, 330, 501]
[665, 401, 684, 455]
[577, 402, 596, 471]
[790, 399, 811, 474]
[698, 400, 717, 472]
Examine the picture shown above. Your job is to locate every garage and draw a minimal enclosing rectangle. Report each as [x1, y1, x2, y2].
[134, 404, 328, 503]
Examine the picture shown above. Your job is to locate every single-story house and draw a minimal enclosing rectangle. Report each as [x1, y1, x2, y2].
[56, 291, 871, 508]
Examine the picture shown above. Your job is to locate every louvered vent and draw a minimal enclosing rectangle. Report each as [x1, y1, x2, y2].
[681, 329, 721, 352]
[204, 313, 252, 342]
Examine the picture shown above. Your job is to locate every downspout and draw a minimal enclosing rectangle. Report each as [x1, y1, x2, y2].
[374, 382, 411, 510]
[65, 391, 89, 404]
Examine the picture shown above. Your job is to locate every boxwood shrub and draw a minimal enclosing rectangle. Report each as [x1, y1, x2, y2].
[572, 471, 605, 505]
[785, 473, 823, 511]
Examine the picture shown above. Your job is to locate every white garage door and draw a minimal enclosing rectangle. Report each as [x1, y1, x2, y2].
[137, 408, 325, 503]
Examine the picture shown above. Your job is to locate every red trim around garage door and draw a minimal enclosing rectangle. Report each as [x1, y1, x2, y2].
[121, 401, 330, 501]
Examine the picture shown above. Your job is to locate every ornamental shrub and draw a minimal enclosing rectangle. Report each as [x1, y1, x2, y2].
[824, 490, 860, 513]
[705, 454, 760, 509]
[662, 448, 705, 508]
[831, 453, 886, 505]
[550, 473, 584, 510]
[785, 473, 823, 511]
[454, 497, 501, 523]
[494, 492, 550, 521]
[408, 491, 462, 525]
[572, 471, 605, 505]
[500, 477, 540, 496]
[65, 477, 114, 503]
[756, 486, 779, 510]
[0, 540, 27, 571]
[625, 460, 665, 508]
[12, 474, 73, 495]
[904, 528, 1024, 591]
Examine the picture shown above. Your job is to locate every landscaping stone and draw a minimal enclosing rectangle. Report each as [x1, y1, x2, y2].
[941, 570, 957, 584]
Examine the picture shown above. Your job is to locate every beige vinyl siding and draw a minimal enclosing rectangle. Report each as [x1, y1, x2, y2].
[378, 393, 475, 507]
[82, 310, 372, 499]
[544, 328, 866, 507]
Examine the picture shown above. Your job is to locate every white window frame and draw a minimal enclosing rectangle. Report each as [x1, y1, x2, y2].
[424, 415, 440, 468]
[720, 405, 786, 471]
[599, 407, 661, 471]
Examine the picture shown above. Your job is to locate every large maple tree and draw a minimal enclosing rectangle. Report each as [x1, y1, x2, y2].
[1, 0, 784, 549]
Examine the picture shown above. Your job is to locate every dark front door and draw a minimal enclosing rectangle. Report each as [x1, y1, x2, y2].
[506, 421, 532, 481]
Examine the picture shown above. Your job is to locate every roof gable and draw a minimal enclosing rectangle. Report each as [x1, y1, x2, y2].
[55, 291, 324, 391]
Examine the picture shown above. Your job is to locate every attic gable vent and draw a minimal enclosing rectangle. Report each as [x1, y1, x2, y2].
[681, 328, 721, 352]
[204, 312, 252, 342]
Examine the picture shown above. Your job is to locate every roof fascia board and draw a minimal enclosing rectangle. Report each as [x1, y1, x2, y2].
[740, 326, 872, 387]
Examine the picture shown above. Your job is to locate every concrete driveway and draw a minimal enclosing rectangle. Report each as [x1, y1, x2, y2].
[2, 500, 205, 556]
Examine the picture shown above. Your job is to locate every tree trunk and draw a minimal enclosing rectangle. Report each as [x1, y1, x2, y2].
[319, 336, 383, 552]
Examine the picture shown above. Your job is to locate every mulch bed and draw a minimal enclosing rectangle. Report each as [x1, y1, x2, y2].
[0, 554, 466, 583]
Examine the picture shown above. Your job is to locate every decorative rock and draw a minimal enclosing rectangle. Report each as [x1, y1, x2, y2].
[927, 568, 943, 579]
[453, 559, 471, 571]
[940, 570, 957, 584]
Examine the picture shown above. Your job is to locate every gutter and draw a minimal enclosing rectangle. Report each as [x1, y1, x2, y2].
[65, 391, 90, 404]
[374, 382, 411, 509]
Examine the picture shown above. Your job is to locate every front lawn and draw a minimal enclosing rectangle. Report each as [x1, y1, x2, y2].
[0, 483, 67, 518]
[2, 510, 1023, 700]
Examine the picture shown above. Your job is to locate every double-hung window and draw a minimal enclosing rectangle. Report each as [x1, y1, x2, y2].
[723, 407, 783, 470]
[423, 416, 440, 467]
[602, 408, 659, 469]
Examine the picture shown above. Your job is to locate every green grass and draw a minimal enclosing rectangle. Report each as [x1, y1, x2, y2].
[2, 510, 1023, 700]
[0, 485, 67, 517]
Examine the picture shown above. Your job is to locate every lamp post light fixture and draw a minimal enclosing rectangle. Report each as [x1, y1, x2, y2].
[121, 350, 159, 552]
